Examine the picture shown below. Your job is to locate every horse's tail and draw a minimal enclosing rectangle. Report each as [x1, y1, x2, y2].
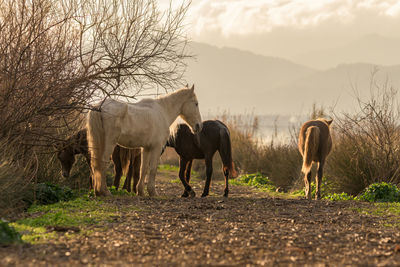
[87, 105, 105, 184]
[119, 147, 131, 176]
[302, 126, 320, 174]
[219, 127, 238, 178]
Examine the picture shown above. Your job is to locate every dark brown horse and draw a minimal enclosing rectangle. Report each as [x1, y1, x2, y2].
[167, 120, 237, 198]
[298, 118, 333, 200]
[56, 129, 141, 192]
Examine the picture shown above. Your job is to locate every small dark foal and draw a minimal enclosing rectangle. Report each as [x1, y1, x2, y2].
[167, 120, 237, 198]
[56, 129, 141, 192]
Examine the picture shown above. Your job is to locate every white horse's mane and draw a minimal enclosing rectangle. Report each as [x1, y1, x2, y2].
[169, 116, 185, 141]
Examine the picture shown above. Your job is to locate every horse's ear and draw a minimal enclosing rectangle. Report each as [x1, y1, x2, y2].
[185, 83, 189, 88]
[326, 119, 333, 126]
[190, 84, 194, 91]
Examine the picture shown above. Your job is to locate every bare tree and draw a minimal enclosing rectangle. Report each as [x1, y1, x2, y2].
[0, 0, 191, 149]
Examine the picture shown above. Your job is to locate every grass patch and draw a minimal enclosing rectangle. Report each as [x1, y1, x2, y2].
[229, 173, 276, 192]
[170, 178, 181, 184]
[158, 164, 180, 172]
[323, 192, 356, 201]
[353, 202, 400, 228]
[10, 194, 129, 244]
[109, 186, 136, 196]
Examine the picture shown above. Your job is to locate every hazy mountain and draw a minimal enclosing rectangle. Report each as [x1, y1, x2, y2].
[269, 63, 400, 114]
[185, 42, 315, 114]
[185, 42, 400, 115]
[293, 34, 400, 70]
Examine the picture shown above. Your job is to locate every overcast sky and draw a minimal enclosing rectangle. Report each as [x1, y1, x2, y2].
[159, 0, 400, 60]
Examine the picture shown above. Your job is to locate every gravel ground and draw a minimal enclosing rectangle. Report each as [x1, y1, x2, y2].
[1, 172, 400, 266]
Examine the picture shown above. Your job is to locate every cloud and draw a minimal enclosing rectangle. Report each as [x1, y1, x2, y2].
[184, 0, 400, 36]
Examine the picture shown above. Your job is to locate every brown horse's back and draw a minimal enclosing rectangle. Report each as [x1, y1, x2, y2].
[298, 119, 332, 172]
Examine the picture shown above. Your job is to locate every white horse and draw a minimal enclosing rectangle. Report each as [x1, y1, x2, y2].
[87, 85, 202, 197]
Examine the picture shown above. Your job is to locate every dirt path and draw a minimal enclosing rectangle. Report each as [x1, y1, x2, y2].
[2, 172, 400, 266]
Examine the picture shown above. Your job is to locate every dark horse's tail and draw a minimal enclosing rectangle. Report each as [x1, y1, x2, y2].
[219, 124, 238, 178]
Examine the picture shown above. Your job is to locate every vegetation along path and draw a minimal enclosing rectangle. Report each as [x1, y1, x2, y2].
[2, 168, 400, 266]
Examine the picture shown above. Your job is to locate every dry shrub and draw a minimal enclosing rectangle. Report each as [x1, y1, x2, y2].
[327, 78, 400, 195]
[0, 139, 36, 218]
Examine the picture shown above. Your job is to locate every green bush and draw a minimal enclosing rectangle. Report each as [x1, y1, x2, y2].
[230, 173, 276, 191]
[358, 182, 400, 202]
[25, 183, 75, 206]
[0, 220, 22, 246]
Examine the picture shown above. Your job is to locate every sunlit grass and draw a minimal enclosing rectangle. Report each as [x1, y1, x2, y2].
[352, 202, 400, 228]
[10, 195, 137, 244]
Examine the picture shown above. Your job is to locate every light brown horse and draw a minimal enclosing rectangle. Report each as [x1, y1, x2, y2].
[298, 118, 333, 200]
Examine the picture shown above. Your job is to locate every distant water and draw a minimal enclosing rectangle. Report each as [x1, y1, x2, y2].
[204, 114, 307, 144]
[254, 115, 306, 144]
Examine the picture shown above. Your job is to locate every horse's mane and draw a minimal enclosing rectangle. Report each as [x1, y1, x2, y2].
[169, 117, 184, 142]
[157, 87, 191, 100]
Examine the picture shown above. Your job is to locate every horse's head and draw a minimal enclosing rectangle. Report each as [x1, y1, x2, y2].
[55, 143, 75, 178]
[180, 84, 203, 134]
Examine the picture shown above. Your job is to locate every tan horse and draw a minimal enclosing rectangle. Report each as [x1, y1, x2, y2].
[87, 85, 202, 197]
[298, 118, 333, 200]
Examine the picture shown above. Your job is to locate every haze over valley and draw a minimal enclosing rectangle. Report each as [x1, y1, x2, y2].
[185, 40, 400, 116]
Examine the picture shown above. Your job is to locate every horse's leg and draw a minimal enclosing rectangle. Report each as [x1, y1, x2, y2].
[181, 160, 193, 197]
[146, 147, 164, 197]
[123, 161, 133, 192]
[137, 148, 150, 197]
[304, 170, 312, 200]
[201, 156, 213, 197]
[93, 143, 114, 196]
[179, 158, 195, 197]
[112, 147, 122, 190]
[315, 159, 325, 200]
[223, 164, 229, 198]
[84, 155, 93, 189]
[132, 152, 141, 194]
[179, 158, 188, 197]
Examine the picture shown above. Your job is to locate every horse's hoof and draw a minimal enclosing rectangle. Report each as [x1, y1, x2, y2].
[181, 191, 189, 198]
[224, 189, 229, 197]
[201, 193, 208, 198]
[188, 190, 196, 198]
[148, 189, 157, 197]
[96, 189, 111, 197]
